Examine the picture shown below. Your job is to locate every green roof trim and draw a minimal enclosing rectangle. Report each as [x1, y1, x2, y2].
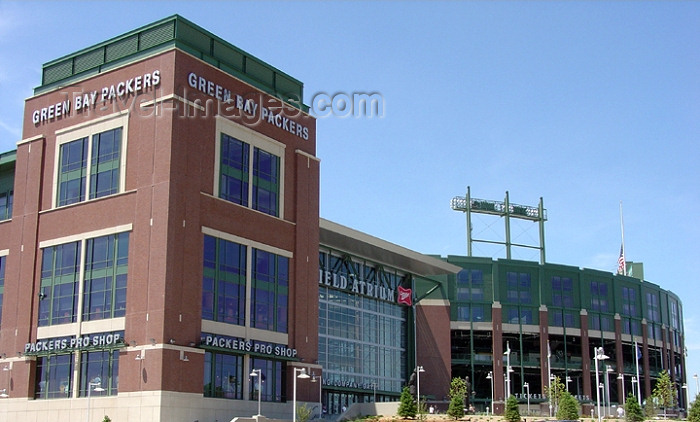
[35, 15, 308, 112]
[0, 150, 17, 168]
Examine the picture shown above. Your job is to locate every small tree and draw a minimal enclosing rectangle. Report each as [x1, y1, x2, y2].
[447, 377, 467, 420]
[504, 395, 521, 422]
[653, 370, 677, 419]
[625, 393, 644, 422]
[556, 391, 580, 420]
[544, 375, 567, 415]
[644, 398, 657, 418]
[398, 386, 417, 419]
[102, 417, 112, 422]
[688, 394, 700, 422]
[297, 404, 313, 422]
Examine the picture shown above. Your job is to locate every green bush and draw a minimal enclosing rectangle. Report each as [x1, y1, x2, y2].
[504, 395, 520, 422]
[689, 394, 700, 422]
[447, 377, 467, 420]
[624, 393, 644, 422]
[398, 386, 417, 419]
[556, 391, 580, 420]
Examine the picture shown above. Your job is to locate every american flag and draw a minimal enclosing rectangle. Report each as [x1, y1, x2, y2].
[617, 244, 626, 275]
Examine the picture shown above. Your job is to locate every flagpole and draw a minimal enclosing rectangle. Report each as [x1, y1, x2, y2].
[620, 202, 627, 276]
[635, 341, 642, 406]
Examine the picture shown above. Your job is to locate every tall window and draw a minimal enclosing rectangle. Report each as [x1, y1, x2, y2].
[251, 249, 288, 332]
[202, 231, 290, 332]
[83, 233, 129, 320]
[39, 230, 130, 326]
[218, 131, 282, 217]
[202, 235, 247, 325]
[0, 189, 11, 221]
[39, 242, 81, 326]
[35, 354, 73, 399]
[203, 351, 243, 399]
[80, 349, 119, 396]
[506, 272, 531, 304]
[57, 128, 122, 207]
[250, 357, 284, 401]
[590, 281, 609, 311]
[455, 269, 486, 322]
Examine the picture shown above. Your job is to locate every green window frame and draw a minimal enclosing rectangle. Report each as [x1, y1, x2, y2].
[39, 242, 81, 326]
[80, 349, 120, 397]
[251, 249, 288, 332]
[89, 128, 122, 199]
[57, 138, 88, 206]
[83, 233, 129, 320]
[56, 127, 123, 207]
[218, 133, 281, 217]
[202, 235, 247, 325]
[203, 351, 244, 399]
[39, 231, 130, 326]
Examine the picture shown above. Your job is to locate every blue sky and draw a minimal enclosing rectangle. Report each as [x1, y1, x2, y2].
[1, 1, 699, 389]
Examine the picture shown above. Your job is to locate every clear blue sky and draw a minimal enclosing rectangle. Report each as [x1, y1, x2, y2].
[1, 0, 699, 389]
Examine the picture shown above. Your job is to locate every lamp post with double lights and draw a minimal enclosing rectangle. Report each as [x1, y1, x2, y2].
[416, 366, 425, 412]
[594, 347, 609, 422]
[618, 373, 626, 406]
[504, 342, 512, 399]
[311, 373, 323, 419]
[486, 371, 494, 415]
[605, 366, 613, 416]
[293, 368, 310, 422]
[549, 374, 555, 417]
[524, 382, 530, 415]
[250, 369, 263, 417]
[86, 378, 105, 422]
[547, 341, 552, 417]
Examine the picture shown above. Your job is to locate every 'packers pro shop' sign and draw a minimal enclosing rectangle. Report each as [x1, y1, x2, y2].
[201, 334, 297, 359]
[25, 332, 123, 354]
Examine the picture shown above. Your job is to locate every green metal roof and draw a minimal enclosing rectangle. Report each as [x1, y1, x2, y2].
[0, 150, 16, 168]
[35, 15, 307, 111]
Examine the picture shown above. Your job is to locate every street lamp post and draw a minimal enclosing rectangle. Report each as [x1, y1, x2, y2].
[416, 366, 425, 412]
[486, 371, 494, 415]
[547, 341, 552, 417]
[695, 374, 699, 398]
[682, 384, 689, 413]
[311, 373, 323, 419]
[605, 366, 613, 416]
[618, 374, 625, 406]
[631, 377, 638, 403]
[250, 369, 263, 417]
[594, 347, 609, 422]
[549, 374, 556, 417]
[504, 342, 512, 398]
[371, 382, 377, 403]
[524, 382, 530, 415]
[566, 376, 572, 393]
[86, 378, 105, 422]
[293, 368, 310, 422]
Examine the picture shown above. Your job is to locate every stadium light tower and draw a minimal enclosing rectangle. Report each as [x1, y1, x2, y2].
[451, 187, 547, 264]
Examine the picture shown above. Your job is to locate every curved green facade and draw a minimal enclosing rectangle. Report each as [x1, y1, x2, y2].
[440, 255, 685, 413]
